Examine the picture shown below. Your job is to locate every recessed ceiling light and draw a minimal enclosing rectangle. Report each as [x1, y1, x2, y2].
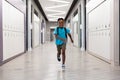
[49, 17, 64, 21]
[47, 15, 64, 18]
[45, 9, 65, 13]
[49, 18, 57, 21]
[45, 4, 69, 9]
[49, 0, 70, 4]
[47, 12, 65, 16]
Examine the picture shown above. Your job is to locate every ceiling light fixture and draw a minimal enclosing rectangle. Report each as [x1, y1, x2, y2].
[47, 12, 65, 16]
[45, 9, 65, 13]
[48, 15, 64, 18]
[49, 18, 62, 21]
[49, 0, 70, 4]
[45, 4, 69, 9]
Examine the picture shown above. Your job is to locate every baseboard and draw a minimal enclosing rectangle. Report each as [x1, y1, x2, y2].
[87, 50, 111, 64]
[0, 52, 25, 66]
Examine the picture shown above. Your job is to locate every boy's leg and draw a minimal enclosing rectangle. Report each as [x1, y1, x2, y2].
[62, 48, 66, 65]
[57, 45, 62, 61]
[61, 44, 66, 65]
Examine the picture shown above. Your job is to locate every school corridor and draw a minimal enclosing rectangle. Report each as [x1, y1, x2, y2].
[0, 42, 120, 80]
[0, 0, 120, 80]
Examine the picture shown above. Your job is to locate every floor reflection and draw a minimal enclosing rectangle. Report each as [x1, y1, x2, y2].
[57, 69, 66, 80]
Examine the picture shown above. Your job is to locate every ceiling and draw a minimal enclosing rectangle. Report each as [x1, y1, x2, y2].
[38, 0, 74, 22]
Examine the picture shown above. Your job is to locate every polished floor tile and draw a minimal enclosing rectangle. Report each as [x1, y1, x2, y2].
[0, 42, 120, 80]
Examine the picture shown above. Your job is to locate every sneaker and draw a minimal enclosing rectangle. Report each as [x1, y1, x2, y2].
[62, 64, 65, 68]
[57, 56, 61, 62]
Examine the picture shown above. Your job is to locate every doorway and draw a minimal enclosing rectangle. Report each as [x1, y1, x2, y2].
[73, 9, 79, 47]
[41, 20, 45, 44]
[50, 29, 55, 42]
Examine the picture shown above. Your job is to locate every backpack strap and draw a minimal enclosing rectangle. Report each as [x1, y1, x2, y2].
[57, 27, 59, 35]
[64, 28, 67, 38]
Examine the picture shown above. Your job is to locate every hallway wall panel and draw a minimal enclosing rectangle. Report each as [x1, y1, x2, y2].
[33, 14, 40, 48]
[87, 0, 111, 61]
[2, 0, 25, 60]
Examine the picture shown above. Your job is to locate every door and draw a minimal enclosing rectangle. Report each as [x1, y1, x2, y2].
[73, 22, 79, 47]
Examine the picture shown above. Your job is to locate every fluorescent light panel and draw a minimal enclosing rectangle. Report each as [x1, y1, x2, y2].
[49, 18, 57, 21]
[48, 15, 64, 18]
[49, 0, 70, 4]
[45, 9, 65, 13]
[47, 12, 65, 16]
[45, 4, 69, 9]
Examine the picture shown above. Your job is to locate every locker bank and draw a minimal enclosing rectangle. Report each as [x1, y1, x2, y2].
[0, 0, 119, 80]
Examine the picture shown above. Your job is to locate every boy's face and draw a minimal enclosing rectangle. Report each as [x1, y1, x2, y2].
[58, 20, 64, 27]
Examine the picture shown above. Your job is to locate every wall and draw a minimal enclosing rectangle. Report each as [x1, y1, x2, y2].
[0, 0, 3, 64]
[73, 14, 79, 47]
[2, 0, 25, 60]
[33, 14, 40, 47]
[30, 0, 46, 47]
[0, 0, 26, 63]
[86, 0, 119, 65]
[66, 0, 80, 47]
[66, 0, 86, 50]
[111, 0, 119, 65]
[46, 22, 57, 41]
[6, 0, 26, 13]
[86, 0, 115, 63]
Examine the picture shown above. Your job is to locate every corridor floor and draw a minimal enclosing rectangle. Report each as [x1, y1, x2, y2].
[0, 42, 120, 80]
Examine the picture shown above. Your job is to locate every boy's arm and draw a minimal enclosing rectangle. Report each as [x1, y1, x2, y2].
[68, 33, 74, 43]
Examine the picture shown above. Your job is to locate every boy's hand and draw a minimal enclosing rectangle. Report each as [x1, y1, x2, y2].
[56, 35, 67, 43]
